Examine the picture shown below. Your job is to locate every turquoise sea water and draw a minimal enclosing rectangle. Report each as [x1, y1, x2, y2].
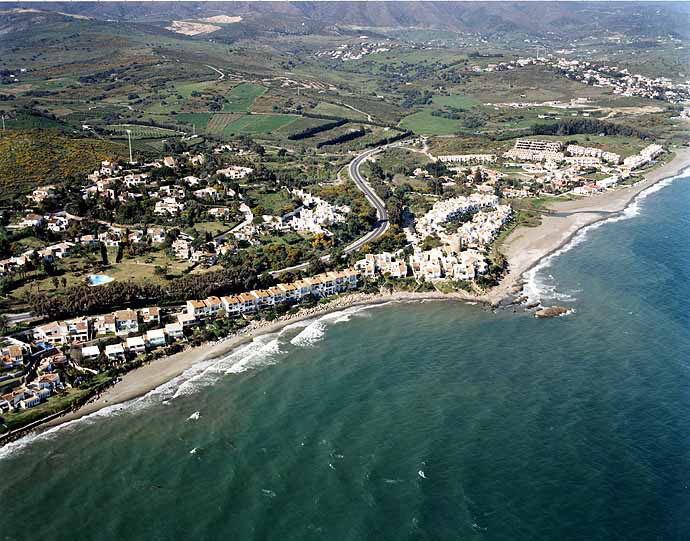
[1, 170, 689, 540]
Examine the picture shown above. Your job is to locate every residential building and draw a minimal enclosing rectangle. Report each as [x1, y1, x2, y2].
[105, 343, 125, 360]
[126, 336, 146, 355]
[145, 329, 167, 348]
[81, 345, 101, 360]
[165, 322, 184, 340]
[27, 185, 56, 204]
[204, 296, 222, 316]
[139, 307, 161, 324]
[439, 154, 496, 164]
[94, 315, 116, 335]
[221, 296, 242, 315]
[216, 165, 253, 179]
[177, 312, 197, 327]
[19, 213, 45, 228]
[186, 299, 210, 318]
[114, 310, 139, 336]
[237, 292, 257, 312]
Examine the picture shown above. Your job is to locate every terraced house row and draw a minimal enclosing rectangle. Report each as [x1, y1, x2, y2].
[183, 269, 362, 321]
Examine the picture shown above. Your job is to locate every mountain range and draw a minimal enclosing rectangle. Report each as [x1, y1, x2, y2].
[1, 1, 689, 39]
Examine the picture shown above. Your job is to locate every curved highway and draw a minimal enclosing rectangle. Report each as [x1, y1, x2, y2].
[271, 144, 392, 275]
[342, 146, 389, 253]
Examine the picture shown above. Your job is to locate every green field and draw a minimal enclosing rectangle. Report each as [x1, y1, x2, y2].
[398, 110, 466, 135]
[206, 113, 242, 135]
[246, 189, 299, 215]
[432, 94, 481, 109]
[224, 114, 298, 134]
[223, 83, 267, 113]
[312, 102, 368, 120]
[174, 80, 218, 98]
[174, 113, 213, 132]
[277, 116, 334, 135]
[106, 124, 182, 139]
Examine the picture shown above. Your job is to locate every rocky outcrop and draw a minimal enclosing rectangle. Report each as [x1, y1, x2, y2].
[535, 306, 570, 318]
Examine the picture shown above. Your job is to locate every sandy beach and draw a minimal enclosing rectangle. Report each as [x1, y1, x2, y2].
[488, 146, 690, 303]
[45, 290, 460, 428]
[41, 145, 690, 430]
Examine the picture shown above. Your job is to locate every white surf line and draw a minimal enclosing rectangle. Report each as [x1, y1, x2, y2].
[206, 65, 225, 81]
[522, 164, 690, 304]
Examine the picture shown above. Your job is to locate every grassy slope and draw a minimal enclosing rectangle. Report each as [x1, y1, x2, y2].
[223, 83, 267, 113]
[0, 130, 128, 198]
[398, 110, 464, 136]
[224, 114, 298, 134]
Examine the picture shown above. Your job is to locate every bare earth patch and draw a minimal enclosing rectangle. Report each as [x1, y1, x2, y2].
[165, 21, 221, 36]
[199, 15, 243, 24]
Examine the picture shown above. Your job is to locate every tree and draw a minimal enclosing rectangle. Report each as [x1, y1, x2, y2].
[306, 256, 326, 276]
[115, 244, 124, 263]
[0, 314, 9, 334]
[42, 259, 56, 276]
[386, 197, 405, 227]
[100, 242, 109, 265]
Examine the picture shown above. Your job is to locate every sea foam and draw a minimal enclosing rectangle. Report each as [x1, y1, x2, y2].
[522, 169, 689, 304]
[0, 293, 393, 457]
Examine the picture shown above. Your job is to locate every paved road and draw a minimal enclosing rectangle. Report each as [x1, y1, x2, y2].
[206, 65, 225, 81]
[342, 146, 389, 253]
[4, 144, 394, 322]
[271, 144, 391, 275]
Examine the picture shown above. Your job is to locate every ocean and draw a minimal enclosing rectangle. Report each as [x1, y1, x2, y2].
[1, 170, 689, 540]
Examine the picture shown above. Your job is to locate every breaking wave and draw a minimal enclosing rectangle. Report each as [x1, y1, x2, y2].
[0, 300, 392, 458]
[290, 319, 327, 347]
[523, 169, 689, 304]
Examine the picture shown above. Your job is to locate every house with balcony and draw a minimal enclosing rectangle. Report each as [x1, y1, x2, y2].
[237, 292, 257, 312]
[186, 299, 210, 319]
[139, 307, 161, 325]
[165, 322, 184, 340]
[177, 312, 197, 327]
[145, 329, 167, 349]
[114, 310, 139, 336]
[204, 296, 223, 316]
[126, 336, 146, 355]
[105, 343, 125, 360]
[221, 296, 242, 315]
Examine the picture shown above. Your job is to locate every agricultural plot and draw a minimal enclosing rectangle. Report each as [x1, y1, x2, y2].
[277, 116, 333, 136]
[312, 102, 368, 120]
[106, 124, 182, 139]
[174, 113, 213, 132]
[206, 113, 243, 135]
[432, 94, 481, 109]
[398, 110, 466, 136]
[175, 80, 218, 98]
[223, 83, 267, 112]
[223, 114, 298, 135]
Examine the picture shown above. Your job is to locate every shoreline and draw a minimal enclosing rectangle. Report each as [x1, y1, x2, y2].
[485, 146, 690, 304]
[41, 290, 466, 429]
[22, 145, 690, 435]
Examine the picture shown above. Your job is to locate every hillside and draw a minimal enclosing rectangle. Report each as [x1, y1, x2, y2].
[0, 130, 128, 200]
[2, 1, 689, 39]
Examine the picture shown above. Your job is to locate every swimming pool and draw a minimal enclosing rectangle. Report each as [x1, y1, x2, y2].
[88, 274, 114, 286]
